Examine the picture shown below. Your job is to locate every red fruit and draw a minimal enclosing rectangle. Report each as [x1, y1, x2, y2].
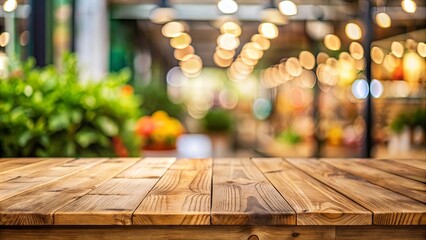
[112, 137, 129, 157]
[135, 116, 155, 137]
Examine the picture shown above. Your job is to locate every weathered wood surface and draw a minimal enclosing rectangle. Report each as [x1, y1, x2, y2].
[211, 158, 295, 225]
[0, 158, 106, 202]
[287, 158, 426, 225]
[322, 159, 426, 203]
[0, 158, 47, 173]
[0, 158, 138, 225]
[133, 158, 212, 225]
[252, 158, 371, 225]
[0, 157, 425, 228]
[55, 158, 175, 225]
[388, 159, 426, 170]
[353, 159, 426, 183]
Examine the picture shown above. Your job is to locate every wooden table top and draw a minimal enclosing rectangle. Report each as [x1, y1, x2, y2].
[0, 157, 425, 226]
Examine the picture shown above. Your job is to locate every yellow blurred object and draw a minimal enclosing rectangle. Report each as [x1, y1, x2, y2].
[328, 126, 343, 146]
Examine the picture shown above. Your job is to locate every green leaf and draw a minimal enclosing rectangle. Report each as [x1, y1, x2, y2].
[48, 113, 70, 131]
[18, 131, 32, 147]
[75, 129, 98, 148]
[96, 116, 119, 137]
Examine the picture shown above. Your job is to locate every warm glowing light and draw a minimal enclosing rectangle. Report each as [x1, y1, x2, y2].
[345, 23, 362, 40]
[300, 70, 316, 88]
[162, 21, 185, 38]
[299, 51, 315, 70]
[261, 8, 288, 25]
[150, 7, 176, 24]
[251, 34, 270, 50]
[167, 67, 188, 87]
[391, 41, 404, 58]
[383, 54, 397, 72]
[220, 21, 242, 37]
[285, 57, 303, 77]
[258, 23, 279, 40]
[216, 47, 235, 60]
[242, 43, 263, 59]
[403, 52, 425, 83]
[278, 0, 298, 16]
[170, 33, 192, 49]
[324, 34, 341, 51]
[0, 32, 10, 47]
[19, 31, 29, 46]
[213, 52, 233, 67]
[180, 54, 203, 76]
[317, 52, 329, 64]
[217, 0, 238, 14]
[219, 89, 239, 109]
[417, 42, 426, 57]
[401, 0, 417, 13]
[375, 12, 391, 28]
[3, 0, 17, 12]
[217, 33, 240, 50]
[174, 45, 194, 60]
[371, 47, 384, 64]
[349, 42, 364, 60]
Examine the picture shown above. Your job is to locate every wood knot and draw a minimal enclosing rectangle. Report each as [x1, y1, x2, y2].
[302, 209, 308, 213]
[226, 180, 234, 184]
[292, 232, 300, 237]
[248, 235, 259, 240]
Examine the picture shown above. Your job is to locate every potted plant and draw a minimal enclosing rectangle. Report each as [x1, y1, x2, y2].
[0, 54, 141, 157]
[201, 108, 234, 156]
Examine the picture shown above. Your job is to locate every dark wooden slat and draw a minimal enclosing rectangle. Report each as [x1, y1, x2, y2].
[133, 158, 212, 225]
[211, 158, 296, 225]
[353, 159, 426, 183]
[54, 158, 176, 225]
[0, 158, 139, 225]
[287, 158, 426, 225]
[252, 158, 372, 225]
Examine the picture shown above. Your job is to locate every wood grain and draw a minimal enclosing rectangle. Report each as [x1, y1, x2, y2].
[0, 158, 47, 173]
[287, 158, 426, 225]
[322, 159, 426, 203]
[211, 158, 295, 225]
[335, 226, 426, 240]
[0, 158, 73, 183]
[133, 158, 212, 225]
[252, 158, 372, 225]
[0, 158, 104, 202]
[388, 159, 426, 170]
[353, 159, 426, 183]
[0, 158, 139, 225]
[54, 157, 175, 225]
[0, 226, 336, 240]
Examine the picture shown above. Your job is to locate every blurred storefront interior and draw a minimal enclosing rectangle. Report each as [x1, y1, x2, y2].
[0, 0, 425, 158]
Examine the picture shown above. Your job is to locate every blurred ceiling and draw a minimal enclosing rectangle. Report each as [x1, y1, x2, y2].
[108, 0, 426, 67]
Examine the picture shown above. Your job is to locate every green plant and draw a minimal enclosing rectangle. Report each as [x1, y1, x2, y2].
[276, 129, 302, 145]
[390, 108, 426, 134]
[202, 108, 233, 133]
[0, 54, 141, 157]
[137, 83, 183, 119]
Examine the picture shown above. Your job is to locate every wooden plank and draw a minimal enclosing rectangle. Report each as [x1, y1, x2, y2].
[252, 158, 372, 225]
[0, 226, 336, 240]
[0, 158, 47, 173]
[322, 159, 426, 203]
[0, 158, 139, 225]
[336, 226, 426, 240]
[353, 159, 426, 183]
[133, 158, 212, 225]
[388, 159, 426, 170]
[0, 158, 106, 202]
[211, 158, 295, 225]
[54, 157, 176, 225]
[0, 158, 74, 183]
[287, 158, 426, 225]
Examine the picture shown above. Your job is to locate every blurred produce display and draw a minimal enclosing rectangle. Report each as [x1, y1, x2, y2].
[135, 110, 185, 150]
[0, 54, 141, 157]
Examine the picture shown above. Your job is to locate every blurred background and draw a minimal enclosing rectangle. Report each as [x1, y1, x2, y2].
[0, 0, 425, 159]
